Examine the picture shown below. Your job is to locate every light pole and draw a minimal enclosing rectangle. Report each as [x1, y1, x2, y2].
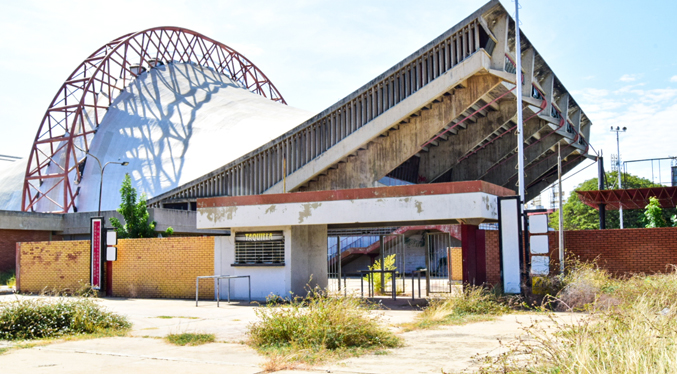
[86, 152, 128, 216]
[610, 126, 627, 229]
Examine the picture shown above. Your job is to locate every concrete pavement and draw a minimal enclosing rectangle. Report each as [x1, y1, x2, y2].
[0, 294, 581, 373]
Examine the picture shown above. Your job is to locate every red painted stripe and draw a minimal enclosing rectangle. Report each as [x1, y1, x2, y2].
[198, 181, 515, 208]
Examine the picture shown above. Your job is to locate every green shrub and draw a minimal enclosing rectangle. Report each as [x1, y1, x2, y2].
[0, 297, 130, 340]
[363, 254, 401, 295]
[0, 271, 14, 287]
[248, 288, 401, 362]
[166, 332, 215, 346]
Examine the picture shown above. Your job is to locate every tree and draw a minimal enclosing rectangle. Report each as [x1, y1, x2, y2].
[644, 197, 668, 228]
[549, 171, 676, 230]
[109, 174, 173, 238]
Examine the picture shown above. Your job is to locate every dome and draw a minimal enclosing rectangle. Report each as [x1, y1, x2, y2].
[64, 62, 311, 212]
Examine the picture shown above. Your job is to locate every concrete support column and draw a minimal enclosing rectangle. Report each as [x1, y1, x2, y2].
[290, 225, 328, 295]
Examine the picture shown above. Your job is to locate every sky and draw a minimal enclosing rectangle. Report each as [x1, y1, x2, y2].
[0, 0, 675, 206]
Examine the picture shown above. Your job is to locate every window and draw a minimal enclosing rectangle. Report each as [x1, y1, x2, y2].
[234, 231, 285, 266]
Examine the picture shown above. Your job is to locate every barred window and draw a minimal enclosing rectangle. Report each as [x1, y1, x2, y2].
[234, 231, 285, 265]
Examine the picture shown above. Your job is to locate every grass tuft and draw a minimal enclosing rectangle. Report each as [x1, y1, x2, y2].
[165, 332, 215, 346]
[0, 297, 130, 340]
[478, 262, 677, 373]
[405, 286, 510, 330]
[247, 287, 402, 366]
[154, 316, 199, 319]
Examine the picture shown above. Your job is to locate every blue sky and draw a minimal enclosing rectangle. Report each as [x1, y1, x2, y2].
[1, 0, 675, 203]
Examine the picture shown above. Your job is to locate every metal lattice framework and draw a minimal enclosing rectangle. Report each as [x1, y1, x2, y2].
[22, 27, 286, 213]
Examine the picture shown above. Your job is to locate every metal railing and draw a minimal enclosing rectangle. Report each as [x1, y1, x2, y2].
[150, 18, 489, 206]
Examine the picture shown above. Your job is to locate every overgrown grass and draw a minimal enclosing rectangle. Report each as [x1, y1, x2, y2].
[479, 261, 677, 373]
[405, 286, 511, 330]
[0, 271, 15, 288]
[247, 288, 402, 367]
[165, 332, 215, 346]
[0, 297, 130, 340]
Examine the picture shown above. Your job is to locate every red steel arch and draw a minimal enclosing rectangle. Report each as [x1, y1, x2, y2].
[22, 27, 287, 213]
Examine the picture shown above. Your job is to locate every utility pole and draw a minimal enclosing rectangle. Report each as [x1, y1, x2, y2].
[611, 126, 627, 228]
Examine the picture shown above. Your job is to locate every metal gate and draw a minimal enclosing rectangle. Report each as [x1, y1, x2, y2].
[327, 236, 343, 294]
[327, 234, 381, 295]
[425, 232, 455, 293]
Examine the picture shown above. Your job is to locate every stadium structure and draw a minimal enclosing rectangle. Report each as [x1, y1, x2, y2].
[0, 1, 594, 215]
[0, 0, 600, 295]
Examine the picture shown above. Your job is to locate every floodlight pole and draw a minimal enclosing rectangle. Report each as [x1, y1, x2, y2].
[515, 0, 525, 209]
[611, 126, 627, 229]
[514, 0, 528, 290]
[558, 143, 564, 273]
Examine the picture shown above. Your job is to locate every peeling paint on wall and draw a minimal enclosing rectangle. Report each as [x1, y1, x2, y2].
[298, 202, 322, 223]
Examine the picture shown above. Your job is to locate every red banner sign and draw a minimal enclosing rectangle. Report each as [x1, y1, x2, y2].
[90, 217, 103, 290]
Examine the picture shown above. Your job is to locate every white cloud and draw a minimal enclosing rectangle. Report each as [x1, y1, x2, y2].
[670, 75, 677, 83]
[619, 74, 644, 82]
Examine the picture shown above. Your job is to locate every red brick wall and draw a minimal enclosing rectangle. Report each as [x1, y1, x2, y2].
[0, 229, 59, 273]
[549, 227, 677, 276]
[484, 230, 501, 286]
[483, 227, 677, 282]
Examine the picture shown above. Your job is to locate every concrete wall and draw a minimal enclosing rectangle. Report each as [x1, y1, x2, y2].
[112, 237, 214, 299]
[214, 225, 329, 301]
[214, 227, 291, 301]
[17, 240, 90, 294]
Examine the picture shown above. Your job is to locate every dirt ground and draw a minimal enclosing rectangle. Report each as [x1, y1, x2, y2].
[0, 294, 581, 373]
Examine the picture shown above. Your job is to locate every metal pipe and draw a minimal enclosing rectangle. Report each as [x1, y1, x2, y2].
[515, 0, 525, 210]
[558, 143, 564, 273]
[598, 154, 606, 229]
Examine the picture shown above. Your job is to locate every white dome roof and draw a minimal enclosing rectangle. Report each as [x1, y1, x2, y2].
[29, 62, 312, 212]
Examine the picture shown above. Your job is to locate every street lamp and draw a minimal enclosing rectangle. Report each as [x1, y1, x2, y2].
[610, 126, 627, 229]
[86, 152, 129, 216]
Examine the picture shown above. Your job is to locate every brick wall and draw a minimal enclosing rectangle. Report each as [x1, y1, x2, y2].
[482, 227, 677, 283]
[1, 229, 58, 272]
[484, 230, 501, 286]
[17, 240, 90, 293]
[548, 227, 677, 276]
[112, 236, 215, 299]
[17, 236, 216, 299]
[450, 247, 463, 281]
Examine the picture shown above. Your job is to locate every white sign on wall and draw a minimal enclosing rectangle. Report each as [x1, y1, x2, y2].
[530, 235, 549, 254]
[499, 196, 522, 294]
[529, 215, 549, 234]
